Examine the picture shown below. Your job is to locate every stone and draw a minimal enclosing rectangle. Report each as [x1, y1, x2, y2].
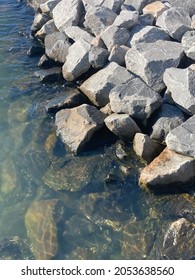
[100, 103, 113, 115]
[34, 67, 62, 83]
[166, 115, 195, 158]
[40, 0, 61, 14]
[31, 13, 50, 34]
[108, 45, 129, 66]
[62, 39, 91, 81]
[100, 25, 130, 51]
[104, 113, 141, 141]
[35, 19, 58, 41]
[192, 15, 195, 29]
[82, 0, 124, 13]
[139, 147, 195, 191]
[27, 0, 48, 12]
[163, 65, 195, 115]
[89, 46, 109, 69]
[122, 0, 157, 13]
[52, 0, 84, 31]
[55, 104, 106, 154]
[27, 45, 45, 57]
[133, 133, 164, 164]
[64, 26, 94, 43]
[185, 46, 195, 60]
[138, 13, 154, 26]
[168, 0, 195, 17]
[156, 8, 192, 41]
[80, 62, 134, 107]
[125, 40, 184, 92]
[38, 54, 59, 69]
[91, 35, 106, 48]
[181, 31, 195, 60]
[109, 78, 162, 120]
[113, 10, 139, 29]
[84, 6, 117, 36]
[147, 103, 186, 144]
[143, 1, 169, 18]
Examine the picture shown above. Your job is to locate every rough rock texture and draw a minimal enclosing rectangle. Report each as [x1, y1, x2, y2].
[31, 13, 50, 34]
[82, 0, 124, 13]
[125, 40, 184, 92]
[123, 0, 157, 13]
[34, 67, 62, 82]
[64, 26, 94, 43]
[28, 0, 48, 12]
[62, 39, 91, 81]
[166, 115, 195, 158]
[168, 0, 195, 17]
[55, 104, 106, 154]
[163, 65, 195, 115]
[109, 78, 162, 120]
[104, 113, 141, 141]
[133, 133, 164, 164]
[52, 0, 84, 31]
[38, 54, 58, 69]
[139, 147, 195, 192]
[35, 20, 58, 41]
[181, 31, 195, 60]
[156, 8, 192, 41]
[108, 45, 129, 66]
[147, 103, 186, 144]
[40, 0, 61, 14]
[48, 40, 71, 63]
[89, 46, 109, 69]
[80, 62, 134, 107]
[113, 10, 139, 29]
[142, 1, 169, 18]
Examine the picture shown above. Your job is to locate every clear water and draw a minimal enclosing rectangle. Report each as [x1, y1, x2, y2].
[0, 0, 194, 260]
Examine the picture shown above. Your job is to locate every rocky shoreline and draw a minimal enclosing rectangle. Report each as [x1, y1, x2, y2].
[27, 0, 195, 193]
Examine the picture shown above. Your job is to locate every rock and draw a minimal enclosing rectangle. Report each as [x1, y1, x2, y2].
[138, 13, 155, 26]
[80, 62, 134, 107]
[84, 6, 117, 36]
[113, 10, 139, 29]
[100, 25, 130, 51]
[166, 115, 195, 158]
[128, 25, 171, 47]
[185, 46, 195, 60]
[64, 26, 94, 43]
[62, 39, 91, 82]
[192, 15, 195, 29]
[122, 0, 157, 13]
[147, 103, 186, 144]
[1, 159, 17, 194]
[139, 147, 195, 192]
[91, 35, 106, 48]
[34, 67, 62, 82]
[82, 0, 124, 13]
[168, 0, 195, 17]
[109, 78, 162, 120]
[100, 103, 113, 115]
[27, 45, 45, 57]
[133, 133, 164, 164]
[143, 1, 169, 18]
[125, 40, 184, 92]
[52, 0, 84, 31]
[163, 65, 195, 115]
[25, 199, 59, 259]
[181, 31, 195, 60]
[108, 45, 129, 66]
[35, 19, 58, 41]
[27, 0, 48, 12]
[38, 54, 59, 69]
[44, 132, 57, 153]
[89, 46, 110, 69]
[31, 13, 50, 34]
[156, 8, 192, 41]
[104, 113, 141, 141]
[55, 104, 106, 154]
[40, 0, 61, 14]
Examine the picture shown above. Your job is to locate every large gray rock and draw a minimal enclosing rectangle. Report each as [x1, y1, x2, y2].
[64, 26, 94, 43]
[28, 0, 48, 11]
[122, 0, 157, 12]
[84, 6, 117, 36]
[55, 104, 106, 154]
[147, 103, 186, 143]
[125, 40, 184, 92]
[80, 62, 134, 107]
[109, 78, 162, 120]
[108, 45, 129, 66]
[168, 0, 195, 17]
[104, 113, 141, 141]
[89, 46, 110, 69]
[166, 115, 195, 158]
[35, 19, 58, 41]
[113, 10, 139, 29]
[52, 0, 84, 31]
[163, 65, 195, 115]
[31, 13, 50, 34]
[62, 39, 91, 81]
[156, 8, 192, 41]
[82, 0, 124, 13]
[181, 31, 195, 60]
[40, 0, 61, 14]
[139, 147, 195, 191]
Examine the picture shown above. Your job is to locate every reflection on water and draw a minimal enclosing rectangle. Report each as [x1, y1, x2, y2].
[0, 0, 195, 260]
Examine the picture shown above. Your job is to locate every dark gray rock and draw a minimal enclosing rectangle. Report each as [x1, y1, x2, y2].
[125, 40, 184, 92]
[64, 26, 94, 43]
[168, 0, 195, 17]
[166, 115, 195, 158]
[147, 103, 186, 144]
[163, 65, 195, 115]
[82, 0, 124, 13]
[113, 10, 139, 29]
[89, 46, 109, 69]
[31, 13, 50, 34]
[55, 104, 106, 154]
[34, 67, 62, 83]
[38, 54, 60, 69]
[109, 77, 162, 120]
[108, 45, 129, 66]
[35, 19, 58, 41]
[27, 45, 45, 57]
[181, 31, 195, 60]
[40, 0, 61, 14]
[156, 8, 192, 41]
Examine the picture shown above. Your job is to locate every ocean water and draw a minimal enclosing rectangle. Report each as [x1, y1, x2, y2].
[0, 0, 194, 260]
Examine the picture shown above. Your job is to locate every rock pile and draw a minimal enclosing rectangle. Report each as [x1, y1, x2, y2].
[28, 0, 195, 192]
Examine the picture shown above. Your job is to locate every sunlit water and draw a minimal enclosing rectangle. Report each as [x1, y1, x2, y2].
[0, 0, 194, 260]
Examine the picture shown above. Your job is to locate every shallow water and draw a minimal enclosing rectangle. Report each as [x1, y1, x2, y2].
[0, 0, 195, 260]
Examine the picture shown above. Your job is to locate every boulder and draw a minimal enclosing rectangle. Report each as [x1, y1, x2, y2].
[104, 113, 141, 141]
[100, 25, 130, 51]
[181, 31, 195, 60]
[163, 65, 195, 115]
[35, 19, 58, 41]
[84, 6, 117, 36]
[40, 0, 61, 14]
[34, 67, 62, 82]
[27, 0, 48, 12]
[156, 8, 192, 41]
[168, 0, 195, 17]
[142, 1, 169, 18]
[55, 104, 106, 154]
[82, 0, 124, 13]
[133, 133, 164, 164]
[166, 115, 195, 158]
[80, 62, 134, 107]
[100, 103, 113, 115]
[31, 13, 50, 34]
[122, 0, 157, 13]
[52, 0, 84, 31]
[27, 45, 45, 57]
[191, 14, 195, 29]
[89, 46, 109, 69]
[62, 39, 91, 81]
[91, 35, 106, 48]
[64, 26, 94, 43]
[139, 147, 195, 192]
[108, 45, 129, 66]
[147, 103, 186, 143]
[125, 40, 184, 92]
[112, 10, 139, 29]
[38, 54, 60, 69]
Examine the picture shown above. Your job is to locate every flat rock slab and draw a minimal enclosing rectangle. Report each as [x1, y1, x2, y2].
[80, 62, 134, 107]
[163, 65, 195, 115]
[55, 104, 106, 154]
[34, 67, 62, 83]
[109, 77, 162, 120]
[139, 147, 195, 192]
[125, 40, 184, 92]
[166, 115, 195, 158]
